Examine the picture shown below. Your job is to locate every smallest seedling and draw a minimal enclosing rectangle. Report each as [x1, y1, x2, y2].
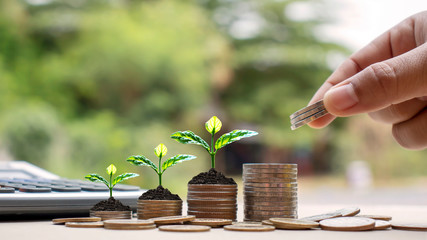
[85, 164, 139, 198]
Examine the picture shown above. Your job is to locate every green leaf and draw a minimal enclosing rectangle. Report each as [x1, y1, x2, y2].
[112, 173, 139, 186]
[170, 131, 210, 151]
[215, 130, 258, 150]
[106, 164, 117, 175]
[161, 154, 196, 173]
[205, 116, 222, 134]
[126, 155, 158, 172]
[154, 143, 168, 158]
[85, 174, 109, 187]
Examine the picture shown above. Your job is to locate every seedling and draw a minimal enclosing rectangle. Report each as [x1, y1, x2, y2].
[171, 116, 258, 169]
[127, 143, 196, 186]
[85, 164, 139, 198]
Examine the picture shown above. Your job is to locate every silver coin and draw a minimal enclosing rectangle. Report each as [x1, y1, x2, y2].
[245, 205, 297, 211]
[244, 186, 297, 191]
[244, 196, 298, 201]
[244, 178, 297, 183]
[290, 105, 326, 124]
[300, 212, 342, 222]
[244, 182, 298, 188]
[244, 191, 297, 197]
[291, 109, 328, 130]
[243, 163, 297, 169]
[243, 173, 298, 178]
[289, 100, 324, 119]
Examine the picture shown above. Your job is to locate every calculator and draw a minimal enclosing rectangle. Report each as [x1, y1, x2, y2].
[0, 161, 144, 218]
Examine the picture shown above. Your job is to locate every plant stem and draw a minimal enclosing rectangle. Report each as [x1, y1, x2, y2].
[158, 156, 162, 186]
[210, 132, 215, 168]
[109, 172, 113, 198]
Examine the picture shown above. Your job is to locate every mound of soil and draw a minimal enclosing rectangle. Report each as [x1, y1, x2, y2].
[188, 168, 236, 185]
[90, 197, 131, 211]
[139, 185, 181, 200]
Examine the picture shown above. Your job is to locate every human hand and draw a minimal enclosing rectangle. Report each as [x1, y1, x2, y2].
[308, 11, 427, 150]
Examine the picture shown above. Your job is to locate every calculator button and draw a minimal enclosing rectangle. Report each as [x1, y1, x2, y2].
[19, 187, 51, 193]
[0, 187, 15, 193]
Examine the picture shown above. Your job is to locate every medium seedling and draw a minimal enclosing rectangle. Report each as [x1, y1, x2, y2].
[127, 143, 196, 186]
[85, 164, 139, 198]
[171, 116, 258, 169]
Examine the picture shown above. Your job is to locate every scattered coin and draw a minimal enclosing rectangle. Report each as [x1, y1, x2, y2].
[357, 214, 392, 221]
[391, 222, 427, 231]
[103, 219, 156, 230]
[335, 207, 360, 217]
[188, 218, 232, 227]
[270, 218, 319, 230]
[65, 222, 104, 228]
[261, 220, 274, 226]
[158, 225, 211, 232]
[374, 220, 391, 230]
[52, 217, 101, 224]
[224, 224, 275, 232]
[149, 215, 196, 224]
[300, 212, 342, 222]
[319, 217, 375, 231]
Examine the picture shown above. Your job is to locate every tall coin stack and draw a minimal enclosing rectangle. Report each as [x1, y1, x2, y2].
[243, 163, 298, 221]
[187, 184, 237, 220]
[137, 200, 182, 219]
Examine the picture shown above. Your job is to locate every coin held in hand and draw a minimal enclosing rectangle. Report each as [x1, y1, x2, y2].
[290, 100, 328, 130]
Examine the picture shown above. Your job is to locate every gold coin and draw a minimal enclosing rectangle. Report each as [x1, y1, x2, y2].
[149, 215, 196, 224]
[243, 163, 297, 169]
[269, 218, 319, 230]
[188, 212, 236, 219]
[244, 196, 298, 203]
[52, 217, 101, 224]
[244, 187, 298, 192]
[357, 214, 392, 221]
[188, 207, 236, 212]
[224, 224, 275, 232]
[319, 217, 375, 231]
[244, 191, 297, 197]
[65, 222, 104, 228]
[374, 220, 391, 230]
[104, 219, 155, 227]
[137, 210, 181, 214]
[245, 216, 297, 222]
[188, 218, 233, 227]
[159, 225, 211, 232]
[244, 177, 297, 183]
[391, 222, 427, 231]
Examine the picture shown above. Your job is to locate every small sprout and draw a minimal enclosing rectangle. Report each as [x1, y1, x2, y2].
[85, 164, 139, 198]
[171, 116, 258, 169]
[127, 143, 196, 187]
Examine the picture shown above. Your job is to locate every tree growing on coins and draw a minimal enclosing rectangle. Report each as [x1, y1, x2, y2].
[127, 143, 196, 186]
[171, 116, 258, 169]
[85, 164, 139, 198]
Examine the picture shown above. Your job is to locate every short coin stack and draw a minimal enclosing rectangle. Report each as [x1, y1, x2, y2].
[290, 100, 327, 130]
[137, 200, 182, 219]
[243, 163, 298, 221]
[90, 211, 132, 220]
[187, 184, 237, 220]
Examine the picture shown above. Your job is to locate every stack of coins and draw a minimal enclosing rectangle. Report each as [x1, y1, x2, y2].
[290, 100, 327, 130]
[243, 163, 298, 221]
[137, 200, 182, 219]
[90, 211, 132, 220]
[187, 184, 237, 220]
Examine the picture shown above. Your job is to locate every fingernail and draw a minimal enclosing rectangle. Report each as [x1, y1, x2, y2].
[325, 84, 359, 111]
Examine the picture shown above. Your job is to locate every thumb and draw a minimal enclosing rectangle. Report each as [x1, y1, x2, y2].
[323, 44, 427, 117]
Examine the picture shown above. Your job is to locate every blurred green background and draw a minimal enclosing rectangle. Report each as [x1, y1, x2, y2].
[1, 0, 426, 197]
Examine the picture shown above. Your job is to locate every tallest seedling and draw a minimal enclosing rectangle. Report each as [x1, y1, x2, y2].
[171, 116, 258, 168]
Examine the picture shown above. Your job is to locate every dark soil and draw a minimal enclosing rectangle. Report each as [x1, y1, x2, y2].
[139, 185, 181, 200]
[90, 197, 131, 211]
[188, 168, 236, 185]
